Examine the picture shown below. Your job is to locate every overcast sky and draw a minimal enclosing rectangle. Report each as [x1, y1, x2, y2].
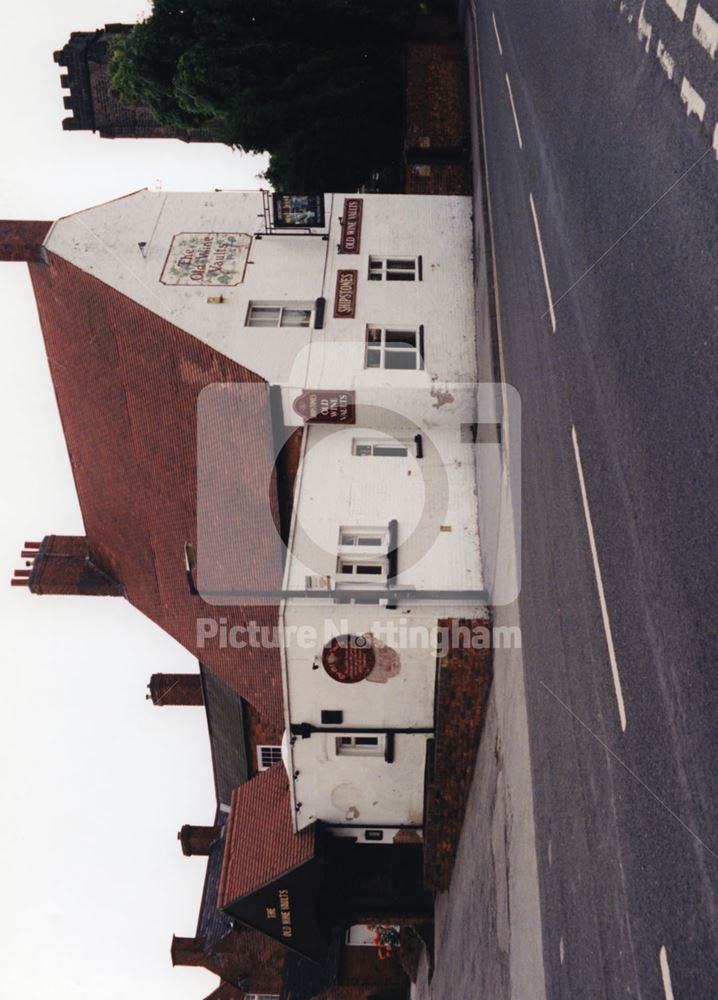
[0, 4, 269, 998]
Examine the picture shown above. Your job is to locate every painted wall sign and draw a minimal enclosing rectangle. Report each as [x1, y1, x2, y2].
[272, 193, 325, 228]
[339, 198, 363, 253]
[293, 389, 356, 424]
[333, 269, 358, 318]
[322, 634, 376, 683]
[160, 232, 251, 286]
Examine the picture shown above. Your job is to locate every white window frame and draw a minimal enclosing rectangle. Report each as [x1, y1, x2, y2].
[336, 558, 387, 579]
[335, 734, 386, 757]
[338, 528, 387, 548]
[257, 745, 282, 771]
[336, 527, 388, 583]
[365, 326, 424, 370]
[246, 302, 312, 327]
[352, 438, 411, 458]
[368, 256, 419, 281]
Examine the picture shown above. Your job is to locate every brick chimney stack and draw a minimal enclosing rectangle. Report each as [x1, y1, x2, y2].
[178, 824, 220, 857]
[147, 673, 203, 706]
[0, 221, 51, 262]
[170, 935, 207, 968]
[11, 535, 123, 596]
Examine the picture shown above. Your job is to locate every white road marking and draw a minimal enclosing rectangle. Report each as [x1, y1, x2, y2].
[680, 76, 706, 121]
[659, 946, 675, 1000]
[656, 39, 675, 79]
[559, 936, 565, 964]
[665, 0, 688, 21]
[529, 194, 557, 332]
[713, 123, 718, 160]
[693, 5, 718, 59]
[571, 425, 627, 732]
[638, 2, 653, 51]
[505, 74, 523, 149]
[493, 11, 503, 55]
[548, 839, 553, 866]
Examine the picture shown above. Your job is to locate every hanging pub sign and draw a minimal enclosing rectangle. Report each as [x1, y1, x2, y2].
[293, 389, 355, 424]
[160, 233, 252, 285]
[333, 269, 358, 318]
[272, 193, 325, 228]
[339, 197, 363, 253]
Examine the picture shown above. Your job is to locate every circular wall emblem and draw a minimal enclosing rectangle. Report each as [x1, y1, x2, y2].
[322, 634, 376, 683]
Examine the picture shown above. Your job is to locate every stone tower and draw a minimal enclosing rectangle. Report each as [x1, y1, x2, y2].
[54, 24, 212, 142]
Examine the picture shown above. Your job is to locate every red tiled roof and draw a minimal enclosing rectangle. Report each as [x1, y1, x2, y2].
[218, 764, 316, 908]
[28, 252, 285, 723]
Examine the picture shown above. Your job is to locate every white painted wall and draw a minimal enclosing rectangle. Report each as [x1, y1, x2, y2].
[45, 189, 476, 386]
[290, 732, 429, 829]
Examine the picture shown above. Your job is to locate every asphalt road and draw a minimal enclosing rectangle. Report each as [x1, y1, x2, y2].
[469, 0, 718, 996]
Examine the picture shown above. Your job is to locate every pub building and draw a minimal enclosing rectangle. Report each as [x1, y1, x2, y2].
[6, 188, 489, 999]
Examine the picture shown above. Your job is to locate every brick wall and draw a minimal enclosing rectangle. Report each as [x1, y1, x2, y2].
[423, 617, 493, 890]
[243, 700, 284, 777]
[340, 943, 406, 988]
[403, 17, 471, 196]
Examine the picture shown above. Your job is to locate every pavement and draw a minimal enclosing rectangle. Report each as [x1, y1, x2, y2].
[415, 0, 718, 997]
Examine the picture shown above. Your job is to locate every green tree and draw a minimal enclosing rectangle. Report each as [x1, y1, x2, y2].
[110, 0, 421, 189]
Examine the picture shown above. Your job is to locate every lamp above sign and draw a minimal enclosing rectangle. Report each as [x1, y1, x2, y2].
[272, 193, 325, 229]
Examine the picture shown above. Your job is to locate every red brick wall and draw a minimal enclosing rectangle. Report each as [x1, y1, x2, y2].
[404, 41, 469, 151]
[423, 617, 493, 890]
[340, 943, 406, 988]
[402, 19, 471, 197]
[244, 700, 284, 777]
[404, 163, 471, 196]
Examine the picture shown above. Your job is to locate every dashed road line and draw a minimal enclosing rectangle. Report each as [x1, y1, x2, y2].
[505, 73, 523, 149]
[656, 38, 675, 79]
[665, 0, 687, 21]
[659, 946, 675, 1000]
[571, 425, 627, 732]
[680, 76, 706, 121]
[693, 4, 718, 59]
[528, 194, 556, 332]
[492, 11, 503, 55]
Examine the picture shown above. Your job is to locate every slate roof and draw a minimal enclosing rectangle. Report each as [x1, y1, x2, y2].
[196, 809, 235, 950]
[200, 665, 249, 807]
[28, 252, 285, 724]
[281, 938, 342, 1000]
[218, 764, 316, 908]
